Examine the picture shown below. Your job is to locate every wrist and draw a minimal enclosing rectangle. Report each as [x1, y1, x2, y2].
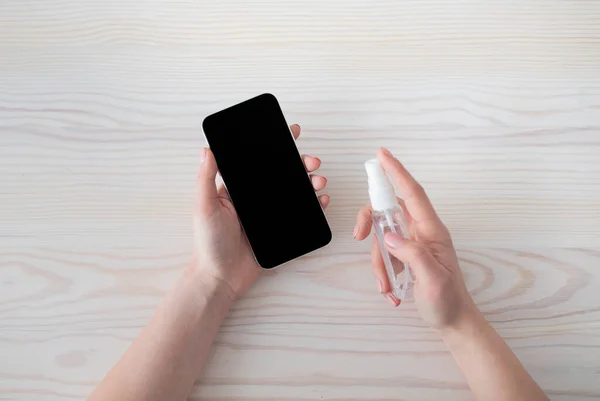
[183, 263, 236, 309]
[438, 302, 489, 349]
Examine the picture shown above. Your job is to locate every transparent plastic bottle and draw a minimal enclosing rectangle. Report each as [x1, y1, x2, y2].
[365, 159, 413, 300]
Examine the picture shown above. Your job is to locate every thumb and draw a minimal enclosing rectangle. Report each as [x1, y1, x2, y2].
[383, 232, 437, 281]
[195, 147, 219, 216]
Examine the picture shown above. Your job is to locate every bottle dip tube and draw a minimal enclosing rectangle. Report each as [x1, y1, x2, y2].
[365, 158, 413, 300]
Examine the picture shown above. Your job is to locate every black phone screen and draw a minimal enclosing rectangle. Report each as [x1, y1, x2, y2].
[202, 94, 332, 269]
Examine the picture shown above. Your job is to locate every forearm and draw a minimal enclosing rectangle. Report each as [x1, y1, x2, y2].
[441, 307, 548, 401]
[88, 265, 233, 401]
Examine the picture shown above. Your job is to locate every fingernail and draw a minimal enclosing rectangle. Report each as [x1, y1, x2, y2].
[293, 124, 301, 131]
[385, 293, 398, 307]
[353, 226, 359, 239]
[200, 147, 207, 163]
[384, 232, 402, 248]
[380, 147, 392, 157]
[377, 279, 383, 293]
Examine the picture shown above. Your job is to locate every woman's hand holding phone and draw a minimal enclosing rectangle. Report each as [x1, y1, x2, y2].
[191, 124, 330, 300]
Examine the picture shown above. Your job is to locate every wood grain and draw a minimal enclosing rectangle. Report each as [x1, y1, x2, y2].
[1, 1, 600, 400]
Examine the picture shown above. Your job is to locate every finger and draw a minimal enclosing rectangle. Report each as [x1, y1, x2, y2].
[318, 194, 330, 209]
[384, 232, 438, 281]
[396, 197, 413, 227]
[377, 147, 439, 223]
[395, 197, 416, 239]
[215, 184, 236, 214]
[371, 236, 390, 294]
[310, 175, 327, 191]
[385, 293, 401, 307]
[217, 183, 231, 201]
[195, 147, 219, 215]
[371, 236, 401, 307]
[290, 124, 301, 140]
[353, 204, 373, 240]
[217, 184, 226, 196]
[302, 155, 321, 172]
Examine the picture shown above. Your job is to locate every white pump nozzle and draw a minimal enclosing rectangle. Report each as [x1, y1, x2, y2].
[365, 158, 398, 211]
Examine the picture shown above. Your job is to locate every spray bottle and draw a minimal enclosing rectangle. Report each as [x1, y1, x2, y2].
[365, 158, 413, 300]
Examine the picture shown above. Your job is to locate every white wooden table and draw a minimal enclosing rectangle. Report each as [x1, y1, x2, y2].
[1, 1, 599, 400]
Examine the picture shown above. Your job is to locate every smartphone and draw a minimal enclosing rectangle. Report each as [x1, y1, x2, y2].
[202, 93, 332, 269]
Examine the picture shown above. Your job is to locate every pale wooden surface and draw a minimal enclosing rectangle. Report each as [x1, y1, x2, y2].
[1, 1, 600, 400]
